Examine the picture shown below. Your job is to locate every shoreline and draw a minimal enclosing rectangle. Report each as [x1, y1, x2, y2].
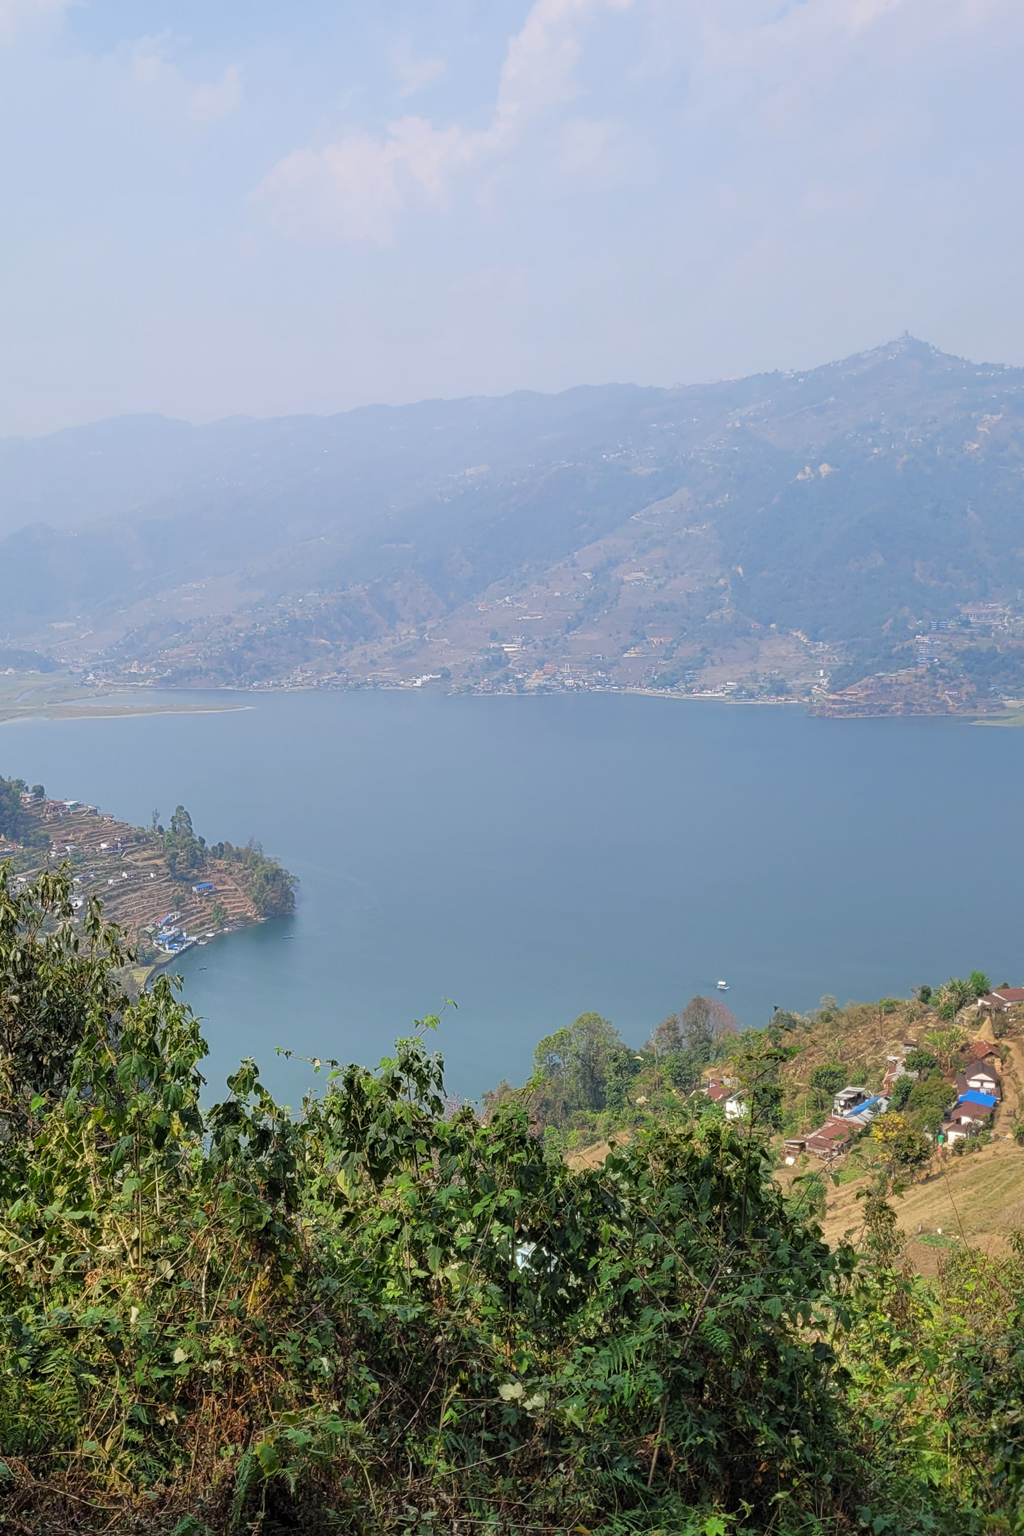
[3, 676, 1020, 726]
[0, 701, 253, 725]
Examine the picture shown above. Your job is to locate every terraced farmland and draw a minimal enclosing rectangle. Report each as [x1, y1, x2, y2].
[3, 795, 280, 968]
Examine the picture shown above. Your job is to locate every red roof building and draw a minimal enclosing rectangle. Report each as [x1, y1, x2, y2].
[804, 1117, 856, 1159]
[977, 990, 1024, 1012]
[967, 1040, 1005, 1063]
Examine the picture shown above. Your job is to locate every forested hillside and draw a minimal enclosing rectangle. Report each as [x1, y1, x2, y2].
[5, 336, 1024, 705]
[0, 873, 1020, 1533]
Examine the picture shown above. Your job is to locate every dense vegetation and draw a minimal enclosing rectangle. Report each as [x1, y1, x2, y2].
[160, 805, 297, 918]
[0, 776, 49, 851]
[488, 998, 739, 1156]
[0, 872, 1020, 1533]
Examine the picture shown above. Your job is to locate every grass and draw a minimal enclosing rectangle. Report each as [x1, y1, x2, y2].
[0, 671, 246, 722]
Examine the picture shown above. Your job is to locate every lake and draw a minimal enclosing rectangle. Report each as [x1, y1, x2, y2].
[3, 690, 1022, 1104]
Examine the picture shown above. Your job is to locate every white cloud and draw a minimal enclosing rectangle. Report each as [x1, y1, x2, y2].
[124, 36, 242, 127]
[555, 116, 636, 189]
[259, 118, 472, 244]
[0, 0, 69, 43]
[391, 37, 446, 98]
[256, 0, 636, 244]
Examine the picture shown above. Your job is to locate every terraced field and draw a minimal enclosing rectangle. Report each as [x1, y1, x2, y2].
[7, 799, 261, 964]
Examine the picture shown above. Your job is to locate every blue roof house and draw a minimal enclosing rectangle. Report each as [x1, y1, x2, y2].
[957, 1090, 998, 1110]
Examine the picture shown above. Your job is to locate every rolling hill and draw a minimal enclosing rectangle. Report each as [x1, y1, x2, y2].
[4, 335, 1024, 704]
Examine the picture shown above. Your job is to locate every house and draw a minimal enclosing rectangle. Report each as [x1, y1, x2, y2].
[790, 1095, 890, 1163]
[945, 1101, 994, 1144]
[833, 1086, 871, 1116]
[702, 1080, 746, 1118]
[881, 1039, 921, 1094]
[192, 881, 215, 895]
[967, 1041, 1004, 1065]
[955, 1089, 998, 1116]
[948, 1103, 993, 1128]
[976, 988, 1024, 1012]
[945, 1122, 982, 1146]
[844, 1096, 889, 1128]
[882, 1056, 918, 1093]
[703, 1080, 731, 1104]
[956, 1067, 1000, 1100]
[804, 1117, 856, 1159]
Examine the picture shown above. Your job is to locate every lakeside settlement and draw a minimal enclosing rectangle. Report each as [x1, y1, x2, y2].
[0, 782, 295, 978]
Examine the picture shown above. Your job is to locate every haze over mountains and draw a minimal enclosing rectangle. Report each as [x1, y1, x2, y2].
[4, 335, 1024, 704]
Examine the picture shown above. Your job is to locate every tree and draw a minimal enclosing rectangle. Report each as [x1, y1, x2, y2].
[644, 998, 738, 1100]
[904, 1075, 955, 1136]
[968, 970, 991, 999]
[650, 995, 738, 1055]
[0, 892, 1017, 1530]
[603, 1046, 643, 1110]
[732, 1011, 797, 1131]
[162, 805, 207, 879]
[0, 776, 48, 849]
[888, 1075, 914, 1111]
[872, 1111, 931, 1178]
[533, 1012, 624, 1117]
[937, 977, 974, 1020]
[923, 1026, 966, 1071]
[648, 1012, 683, 1054]
[903, 1048, 939, 1075]
[211, 838, 297, 917]
[0, 866, 131, 1134]
[809, 1063, 846, 1097]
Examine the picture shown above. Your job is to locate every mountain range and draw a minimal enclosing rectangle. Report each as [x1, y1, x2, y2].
[3, 335, 1023, 705]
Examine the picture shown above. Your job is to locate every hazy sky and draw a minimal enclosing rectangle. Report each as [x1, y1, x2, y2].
[2, 0, 1022, 434]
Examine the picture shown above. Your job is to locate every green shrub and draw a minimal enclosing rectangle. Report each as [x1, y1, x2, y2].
[0, 873, 1010, 1534]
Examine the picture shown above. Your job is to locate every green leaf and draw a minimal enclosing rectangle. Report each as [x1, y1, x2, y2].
[255, 1440, 280, 1476]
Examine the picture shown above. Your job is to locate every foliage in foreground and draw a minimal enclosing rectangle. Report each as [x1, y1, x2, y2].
[0, 869, 1019, 1534]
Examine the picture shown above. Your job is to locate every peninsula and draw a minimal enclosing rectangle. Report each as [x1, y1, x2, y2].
[0, 775, 295, 974]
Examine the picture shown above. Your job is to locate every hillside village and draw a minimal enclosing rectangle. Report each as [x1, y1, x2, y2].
[0, 780, 295, 973]
[707, 986, 1024, 1266]
[540, 982, 1024, 1272]
[6, 341, 1024, 719]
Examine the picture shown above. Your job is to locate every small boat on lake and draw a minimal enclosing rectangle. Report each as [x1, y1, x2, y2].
[717, 980, 729, 990]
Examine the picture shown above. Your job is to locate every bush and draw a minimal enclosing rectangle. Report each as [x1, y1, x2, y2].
[0, 877, 1011, 1533]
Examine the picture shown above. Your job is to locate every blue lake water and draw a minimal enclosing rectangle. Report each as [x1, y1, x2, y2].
[3, 690, 1023, 1105]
